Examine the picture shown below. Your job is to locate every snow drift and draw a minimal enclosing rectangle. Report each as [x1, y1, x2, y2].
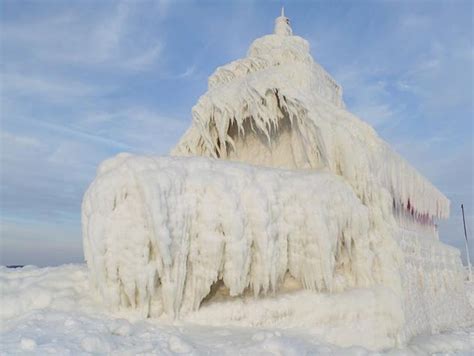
[2, 265, 474, 354]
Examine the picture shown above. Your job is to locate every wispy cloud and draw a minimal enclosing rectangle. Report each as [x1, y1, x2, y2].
[1, 72, 105, 104]
[176, 65, 196, 79]
[334, 67, 399, 130]
[1, 0, 166, 71]
[123, 43, 164, 71]
[76, 107, 188, 153]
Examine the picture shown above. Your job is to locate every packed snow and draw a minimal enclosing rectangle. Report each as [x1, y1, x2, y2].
[1, 264, 473, 354]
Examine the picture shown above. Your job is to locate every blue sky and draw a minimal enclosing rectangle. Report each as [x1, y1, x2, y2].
[0, 0, 472, 266]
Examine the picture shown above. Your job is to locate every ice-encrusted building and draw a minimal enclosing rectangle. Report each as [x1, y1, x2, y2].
[82, 10, 473, 349]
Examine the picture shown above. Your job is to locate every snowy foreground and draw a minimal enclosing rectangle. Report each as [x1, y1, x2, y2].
[1, 264, 473, 355]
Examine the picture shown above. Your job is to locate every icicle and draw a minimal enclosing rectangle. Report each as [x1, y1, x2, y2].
[83, 155, 376, 317]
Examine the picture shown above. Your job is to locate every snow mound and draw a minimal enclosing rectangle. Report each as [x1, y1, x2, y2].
[83, 154, 379, 319]
[0, 264, 92, 320]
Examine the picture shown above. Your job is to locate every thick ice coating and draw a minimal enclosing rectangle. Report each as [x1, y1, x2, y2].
[82, 10, 472, 350]
[83, 155, 378, 318]
[173, 16, 449, 221]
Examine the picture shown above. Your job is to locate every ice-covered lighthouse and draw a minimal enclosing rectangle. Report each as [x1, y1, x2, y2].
[82, 9, 473, 350]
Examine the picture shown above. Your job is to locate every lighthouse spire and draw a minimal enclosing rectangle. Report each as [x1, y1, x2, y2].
[274, 7, 292, 36]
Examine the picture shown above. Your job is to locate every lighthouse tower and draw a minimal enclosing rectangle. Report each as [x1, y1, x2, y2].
[82, 8, 472, 350]
[274, 7, 292, 36]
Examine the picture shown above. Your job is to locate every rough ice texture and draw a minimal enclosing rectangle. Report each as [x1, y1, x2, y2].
[173, 32, 449, 220]
[395, 228, 473, 340]
[82, 154, 473, 348]
[83, 155, 380, 319]
[82, 15, 472, 350]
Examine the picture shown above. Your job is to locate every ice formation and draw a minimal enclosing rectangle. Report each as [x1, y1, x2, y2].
[82, 10, 473, 349]
[83, 155, 379, 317]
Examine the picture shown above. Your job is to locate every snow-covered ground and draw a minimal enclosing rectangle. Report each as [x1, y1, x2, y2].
[1, 264, 473, 355]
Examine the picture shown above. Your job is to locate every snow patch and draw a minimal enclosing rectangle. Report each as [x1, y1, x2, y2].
[0, 264, 92, 320]
[20, 338, 37, 351]
[81, 335, 111, 353]
[168, 335, 193, 354]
